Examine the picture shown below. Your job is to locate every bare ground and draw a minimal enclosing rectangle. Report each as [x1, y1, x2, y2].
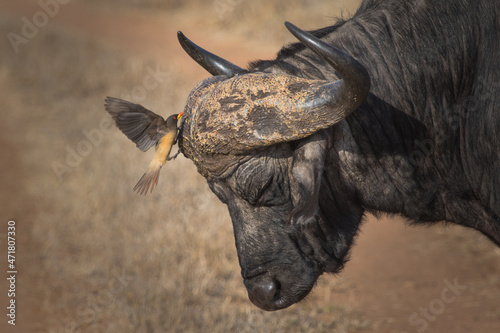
[1, 1, 499, 332]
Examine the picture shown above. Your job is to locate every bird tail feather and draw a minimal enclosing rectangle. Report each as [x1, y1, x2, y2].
[133, 159, 162, 195]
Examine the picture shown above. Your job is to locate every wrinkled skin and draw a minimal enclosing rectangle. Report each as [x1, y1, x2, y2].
[178, 0, 500, 311]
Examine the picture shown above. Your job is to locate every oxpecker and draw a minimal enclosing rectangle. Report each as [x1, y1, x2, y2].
[104, 97, 183, 194]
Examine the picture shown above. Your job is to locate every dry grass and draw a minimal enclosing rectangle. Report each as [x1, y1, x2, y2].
[0, 5, 367, 332]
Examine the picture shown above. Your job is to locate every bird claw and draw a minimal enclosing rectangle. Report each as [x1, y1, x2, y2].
[168, 150, 181, 161]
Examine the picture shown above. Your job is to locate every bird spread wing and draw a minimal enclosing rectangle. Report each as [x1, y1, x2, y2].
[104, 97, 167, 152]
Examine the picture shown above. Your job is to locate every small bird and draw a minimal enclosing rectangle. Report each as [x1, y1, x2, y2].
[104, 97, 183, 195]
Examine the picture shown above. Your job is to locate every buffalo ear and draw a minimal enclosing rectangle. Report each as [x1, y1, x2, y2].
[288, 131, 331, 225]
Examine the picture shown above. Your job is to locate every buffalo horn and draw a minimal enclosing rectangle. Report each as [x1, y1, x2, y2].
[179, 23, 372, 158]
[284, 22, 371, 116]
[177, 31, 247, 77]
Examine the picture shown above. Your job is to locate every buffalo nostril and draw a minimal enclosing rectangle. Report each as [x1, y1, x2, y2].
[245, 276, 281, 311]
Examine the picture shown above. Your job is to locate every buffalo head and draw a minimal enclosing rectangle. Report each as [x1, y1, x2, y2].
[177, 22, 370, 310]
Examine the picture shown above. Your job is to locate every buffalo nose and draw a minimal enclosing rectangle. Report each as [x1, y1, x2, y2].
[244, 275, 281, 311]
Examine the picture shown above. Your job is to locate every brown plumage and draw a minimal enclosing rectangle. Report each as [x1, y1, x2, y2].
[104, 97, 183, 194]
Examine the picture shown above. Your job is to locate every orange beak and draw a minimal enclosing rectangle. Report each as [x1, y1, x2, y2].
[177, 112, 184, 120]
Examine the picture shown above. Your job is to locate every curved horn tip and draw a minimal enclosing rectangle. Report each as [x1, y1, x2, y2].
[284, 21, 307, 40]
[284, 22, 321, 56]
[177, 30, 247, 77]
[284, 21, 370, 100]
[177, 31, 188, 44]
[284, 21, 297, 33]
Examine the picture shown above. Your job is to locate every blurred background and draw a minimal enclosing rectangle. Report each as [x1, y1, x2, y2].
[1, 0, 499, 332]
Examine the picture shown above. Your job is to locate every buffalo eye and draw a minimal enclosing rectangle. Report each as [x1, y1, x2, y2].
[233, 159, 289, 206]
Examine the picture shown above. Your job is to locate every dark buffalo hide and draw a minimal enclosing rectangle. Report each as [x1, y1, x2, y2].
[177, 0, 500, 310]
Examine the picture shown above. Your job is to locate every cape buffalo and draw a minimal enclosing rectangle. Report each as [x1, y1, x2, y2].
[176, 0, 500, 311]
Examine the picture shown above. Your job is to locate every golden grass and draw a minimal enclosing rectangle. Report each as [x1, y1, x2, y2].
[0, 6, 367, 332]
